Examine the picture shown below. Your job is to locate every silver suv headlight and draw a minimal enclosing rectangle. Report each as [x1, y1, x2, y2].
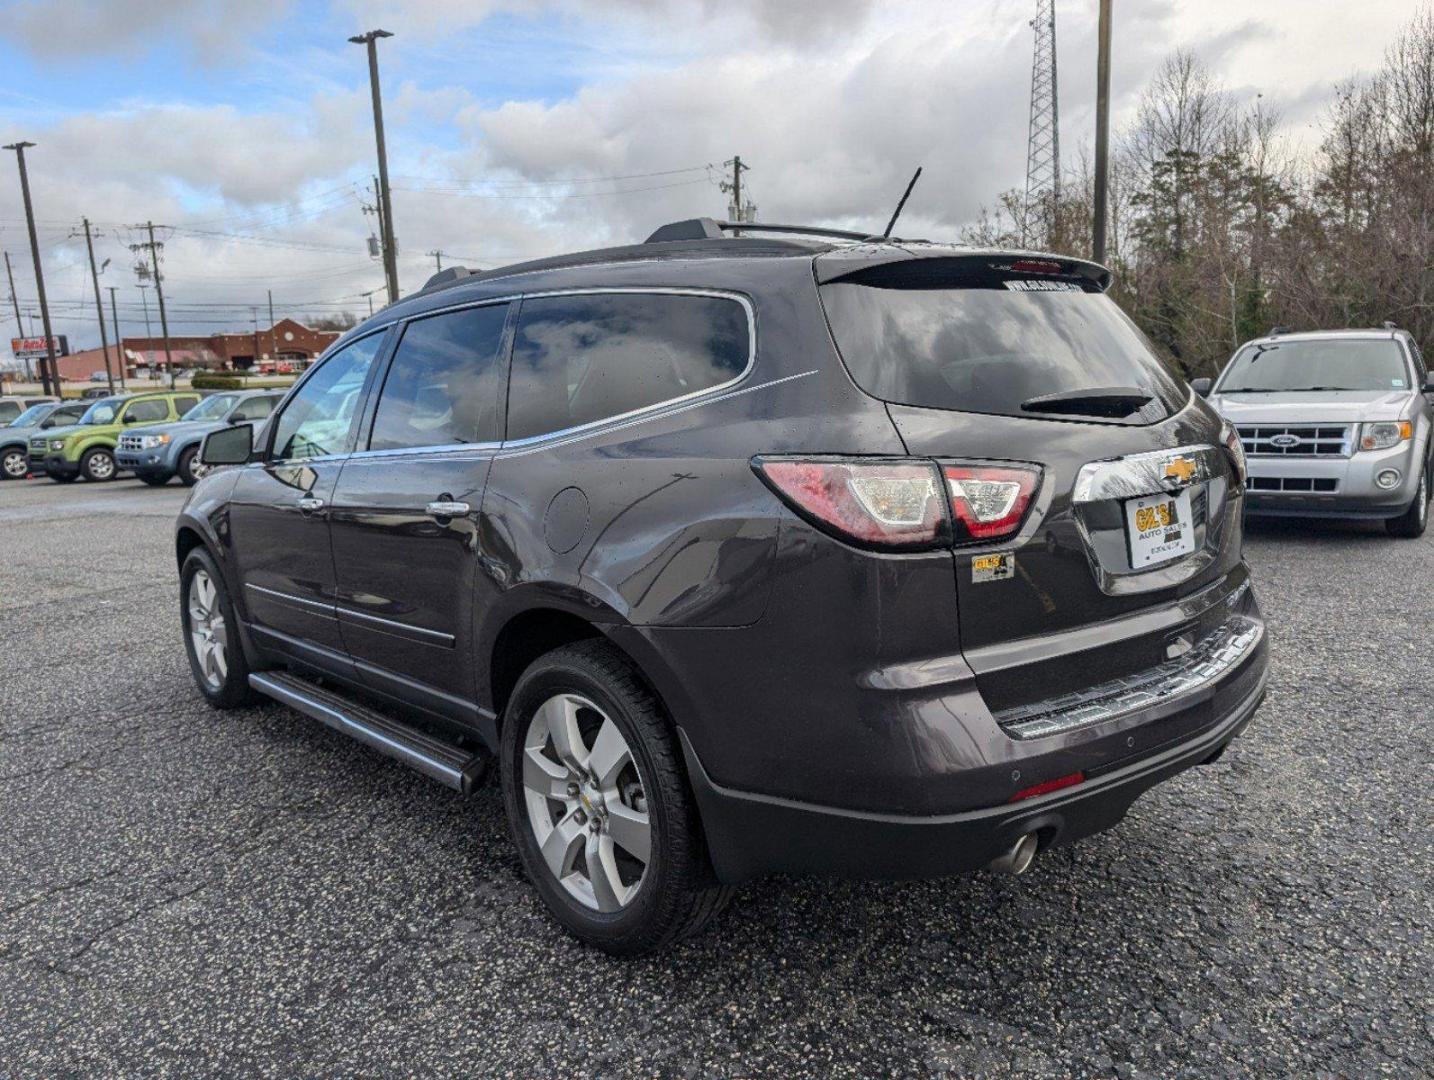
[1359, 421, 1411, 452]
[137, 434, 171, 449]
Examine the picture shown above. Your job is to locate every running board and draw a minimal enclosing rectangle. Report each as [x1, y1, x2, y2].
[248, 671, 490, 794]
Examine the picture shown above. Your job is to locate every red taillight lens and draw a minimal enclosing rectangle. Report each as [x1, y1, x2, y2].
[1006, 259, 1064, 275]
[943, 464, 1040, 542]
[1007, 771, 1084, 803]
[1219, 420, 1248, 486]
[755, 458, 949, 550]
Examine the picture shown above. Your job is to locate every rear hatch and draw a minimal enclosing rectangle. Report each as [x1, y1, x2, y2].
[816, 250, 1247, 717]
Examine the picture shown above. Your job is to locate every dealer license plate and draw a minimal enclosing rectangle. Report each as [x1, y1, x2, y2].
[1125, 489, 1195, 568]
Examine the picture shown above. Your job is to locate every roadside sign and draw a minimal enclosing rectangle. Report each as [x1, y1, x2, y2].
[10, 335, 69, 359]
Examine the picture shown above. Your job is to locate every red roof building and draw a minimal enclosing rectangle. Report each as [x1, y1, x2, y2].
[53, 319, 341, 383]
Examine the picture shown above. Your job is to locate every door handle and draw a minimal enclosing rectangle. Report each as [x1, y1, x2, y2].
[297, 494, 326, 514]
[425, 500, 471, 519]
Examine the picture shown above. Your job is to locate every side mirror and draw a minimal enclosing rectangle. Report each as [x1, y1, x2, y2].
[201, 422, 254, 466]
[1423, 375, 1434, 393]
[1191, 378, 1212, 398]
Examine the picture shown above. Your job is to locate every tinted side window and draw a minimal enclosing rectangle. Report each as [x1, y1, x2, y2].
[236, 396, 276, 421]
[0, 402, 22, 423]
[369, 303, 508, 451]
[125, 399, 169, 423]
[270, 333, 385, 460]
[506, 293, 750, 441]
[174, 395, 200, 414]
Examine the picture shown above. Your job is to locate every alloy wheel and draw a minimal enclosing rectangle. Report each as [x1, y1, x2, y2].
[2, 450, 26, 479]
[187, 568, 229, 691]
[87, 452, 115, 480]
[521, 693, 652, 913]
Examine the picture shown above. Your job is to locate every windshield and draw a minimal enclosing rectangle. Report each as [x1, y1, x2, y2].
[1218, 339, 1410, 392]
[9, 404, 51, 427]
[79, 398, 124, 425]
[820, 267, 1185, 423]
[182, 394, 237, 421]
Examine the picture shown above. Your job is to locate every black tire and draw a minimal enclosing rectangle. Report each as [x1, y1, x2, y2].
[79, 447, 117, 482]
[177, 445, 200, 487]
[500, 639, 732, 955]
[180, 548, 257, 709]
[138, 473, 170, 487]
[1386, 465, 1429, 538]
[1, 447, 27, 480]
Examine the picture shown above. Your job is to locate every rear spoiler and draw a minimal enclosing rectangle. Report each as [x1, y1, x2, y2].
[814, 248, 1113, 292]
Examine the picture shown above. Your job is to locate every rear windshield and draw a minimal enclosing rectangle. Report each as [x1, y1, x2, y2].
[819, 266, 1185, 423]
[1217, 339, 1410, 393]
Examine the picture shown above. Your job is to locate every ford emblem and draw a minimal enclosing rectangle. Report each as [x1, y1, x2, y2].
[1269, 433, 1302, 448]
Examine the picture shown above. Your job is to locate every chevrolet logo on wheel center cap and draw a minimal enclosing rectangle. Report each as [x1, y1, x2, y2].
[1163, 456, 1198, 486]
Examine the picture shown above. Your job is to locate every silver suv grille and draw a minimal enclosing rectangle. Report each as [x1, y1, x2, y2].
[1245, 477, 1338, 494]
[1237, 424, 1351, 458]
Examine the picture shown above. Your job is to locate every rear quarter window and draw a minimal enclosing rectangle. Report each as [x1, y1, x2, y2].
[505, 292, 750, 441]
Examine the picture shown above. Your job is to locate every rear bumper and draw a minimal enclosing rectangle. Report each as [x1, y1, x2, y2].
[683, 663, 1267, 883]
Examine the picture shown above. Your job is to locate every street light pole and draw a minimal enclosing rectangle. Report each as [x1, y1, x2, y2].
[107, 285, 126, 389]
[4, 142, 58, 397]
[1092, 0, 1114, 265]
[350, 29, 400, 305]
[81, 218, 115, 394]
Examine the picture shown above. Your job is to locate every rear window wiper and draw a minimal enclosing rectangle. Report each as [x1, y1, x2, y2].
[1020, 386, 1154, 418]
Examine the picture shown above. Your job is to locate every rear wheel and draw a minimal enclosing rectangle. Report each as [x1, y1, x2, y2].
[500, 639, 731, 955]
[80, 447, 116, 482]
[1, 448, 27, 480]
[1387, 465, 1429, 538]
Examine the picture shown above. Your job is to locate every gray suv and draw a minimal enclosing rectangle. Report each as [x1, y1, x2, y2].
[1197, 328, 1432, 537]
[118, 390, 282, 486]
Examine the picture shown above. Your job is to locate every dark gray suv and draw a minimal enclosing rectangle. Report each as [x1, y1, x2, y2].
[177, 220, 1268, 954]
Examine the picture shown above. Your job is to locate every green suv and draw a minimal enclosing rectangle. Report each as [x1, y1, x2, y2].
[33, 390, 201, 483]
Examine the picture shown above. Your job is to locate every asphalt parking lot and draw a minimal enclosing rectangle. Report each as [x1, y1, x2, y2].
[0, 476, 1430, 1079]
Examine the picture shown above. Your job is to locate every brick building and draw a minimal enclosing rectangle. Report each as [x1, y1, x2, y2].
[53, 318, 341, 382]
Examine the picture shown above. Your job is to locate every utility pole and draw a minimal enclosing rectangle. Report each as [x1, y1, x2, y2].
[350, 29, 399, 304]
[1092, 0, 1114, 265]
[3, 251, 29, 382]
[131, 222, 175, 388]
[427, 250, 444, 272]
[4, 142, 58, 396]
[79, 218, 115, 394]
[137, 284, 153, 337]
[267, 288, 275, 361]
[107, 286, 126, 389]
[720, 156, 751, 235]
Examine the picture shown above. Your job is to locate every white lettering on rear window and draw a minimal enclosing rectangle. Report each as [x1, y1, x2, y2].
[1003, 280, 1083, 292]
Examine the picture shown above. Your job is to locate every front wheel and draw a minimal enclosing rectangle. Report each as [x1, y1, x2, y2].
[1, 448, 27, 480]
[178, 445, 201, 486]
[80, 447, 116, 482]
[180, 548, 257, 708]
[1387, 465, 1429, 538]
[500, 639, 731, 955]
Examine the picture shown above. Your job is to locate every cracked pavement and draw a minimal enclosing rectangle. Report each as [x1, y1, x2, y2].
[0, 477, 1430, 1078]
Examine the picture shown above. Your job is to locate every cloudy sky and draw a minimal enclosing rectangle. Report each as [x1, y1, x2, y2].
[0, 0, 1419, 354]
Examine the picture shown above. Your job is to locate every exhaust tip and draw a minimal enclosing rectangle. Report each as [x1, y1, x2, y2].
[987, 832, 1040, 876]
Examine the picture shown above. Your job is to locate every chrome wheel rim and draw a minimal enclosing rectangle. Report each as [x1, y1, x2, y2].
[88, 452, 114, 479]
[187, 569, 229, 691]
[2, 450, 26, 479]
[521, 693, 651, 913]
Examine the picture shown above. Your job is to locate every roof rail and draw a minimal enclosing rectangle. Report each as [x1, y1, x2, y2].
[1383, 320, 1400, 330]
[644, 217, 892, 245]
[1268, 325, 1292, 337]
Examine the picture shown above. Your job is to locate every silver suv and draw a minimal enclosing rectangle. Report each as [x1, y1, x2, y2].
[1196, 327, 1432, 537]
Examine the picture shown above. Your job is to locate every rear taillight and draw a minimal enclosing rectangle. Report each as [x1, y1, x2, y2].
[943, 464, 1041, 542]
[754, 458, 949, 550]
[1219, 420, 1247, 486]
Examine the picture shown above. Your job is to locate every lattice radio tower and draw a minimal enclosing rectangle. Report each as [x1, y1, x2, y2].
[1023, 0, 1061, 245]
